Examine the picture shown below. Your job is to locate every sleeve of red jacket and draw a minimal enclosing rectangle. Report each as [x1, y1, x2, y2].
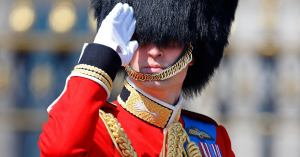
[38, 43, 121, 157]
[216, 125, 235, 157]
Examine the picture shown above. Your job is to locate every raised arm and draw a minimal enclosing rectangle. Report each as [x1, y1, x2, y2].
[38, 3, 137, 156]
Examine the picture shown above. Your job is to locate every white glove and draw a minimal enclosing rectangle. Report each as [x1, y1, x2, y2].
[94, 3, 138, 66]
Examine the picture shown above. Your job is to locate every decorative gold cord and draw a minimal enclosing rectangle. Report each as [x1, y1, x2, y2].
[99, 110, 201, 157]
[99, 110, 137, 157]
[163, 122, 202, 157]
[125, 44, 193, 81]
[186, 143, 202, 157]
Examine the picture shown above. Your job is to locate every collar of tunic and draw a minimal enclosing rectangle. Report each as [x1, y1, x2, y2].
[117, 78, 183, 128]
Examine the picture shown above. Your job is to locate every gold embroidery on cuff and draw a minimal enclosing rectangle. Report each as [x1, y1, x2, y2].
[72, 68, 112, 91]
[74, 64, 113, 86]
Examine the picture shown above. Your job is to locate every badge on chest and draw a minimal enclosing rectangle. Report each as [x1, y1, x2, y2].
[182, 115, 223, 157]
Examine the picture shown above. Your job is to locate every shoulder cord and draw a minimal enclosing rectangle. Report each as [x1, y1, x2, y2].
[99, 110, 137, 157]
[162, 122, 202, 157]
[99, 110, 201, 157]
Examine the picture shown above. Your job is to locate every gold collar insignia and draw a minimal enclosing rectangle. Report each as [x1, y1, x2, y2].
[118, 79, 183, 128]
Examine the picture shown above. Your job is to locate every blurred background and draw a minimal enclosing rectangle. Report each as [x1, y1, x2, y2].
[0, 0, 299, 157]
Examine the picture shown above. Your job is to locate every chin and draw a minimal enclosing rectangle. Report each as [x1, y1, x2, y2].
[135, 78, 173, 89]
[145, 80, 163, 86]
[130, 77, 160, 87]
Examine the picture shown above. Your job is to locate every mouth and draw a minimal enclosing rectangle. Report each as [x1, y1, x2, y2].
[142, 65, 164, 73]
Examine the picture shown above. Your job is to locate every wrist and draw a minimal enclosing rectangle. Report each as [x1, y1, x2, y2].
[78, 43, 121, 80]
[74, 43, 122, 97]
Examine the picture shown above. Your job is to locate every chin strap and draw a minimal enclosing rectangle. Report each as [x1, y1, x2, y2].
[125, 43, 193, 81]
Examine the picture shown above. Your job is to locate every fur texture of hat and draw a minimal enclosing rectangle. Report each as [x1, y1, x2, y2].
[90, 0, 238, 97]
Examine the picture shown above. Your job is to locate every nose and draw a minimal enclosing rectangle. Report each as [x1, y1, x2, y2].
[146, 45, 163, 58]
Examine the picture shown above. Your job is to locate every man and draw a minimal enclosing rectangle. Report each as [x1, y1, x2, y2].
[39, 0, 238, 156]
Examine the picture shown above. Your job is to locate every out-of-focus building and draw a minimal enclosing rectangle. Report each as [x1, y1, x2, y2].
[187, 0, 300, 157]
[0, 0, 299, 157]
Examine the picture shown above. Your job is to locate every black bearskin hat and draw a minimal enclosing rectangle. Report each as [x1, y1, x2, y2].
[90, 0, 238, 97]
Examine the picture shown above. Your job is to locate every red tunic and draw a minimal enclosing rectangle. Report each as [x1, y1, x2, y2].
[38, 43, 234, 156]
[38, 76, 234, 157]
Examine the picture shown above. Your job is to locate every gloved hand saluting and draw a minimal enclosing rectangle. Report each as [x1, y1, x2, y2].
[94, 3, 138, 66]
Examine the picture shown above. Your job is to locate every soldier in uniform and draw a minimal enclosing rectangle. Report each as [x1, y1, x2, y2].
[39, 0, 238, 156]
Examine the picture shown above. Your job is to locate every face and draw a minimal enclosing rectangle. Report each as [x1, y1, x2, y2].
[128, 43, 189, 91]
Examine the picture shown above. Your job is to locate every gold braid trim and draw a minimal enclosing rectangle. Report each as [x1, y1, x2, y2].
[186, 143, 202, 157]
[99, 110, 137, 157]
[125, 44, 193, 81]
[163, 122, 202, 157]
[99, 110, 201, 157]
[72, 68, 112, 91]
[74, 64, 113, 86]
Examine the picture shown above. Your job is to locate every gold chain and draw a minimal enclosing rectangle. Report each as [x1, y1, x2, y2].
[125, 44, 193, 81]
